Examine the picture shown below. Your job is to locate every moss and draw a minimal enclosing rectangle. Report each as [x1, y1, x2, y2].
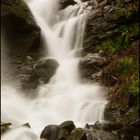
[128, 79, 139, 96]
[120, 7, 133, 19]
[67, 128, 87, 140]
[95, 36, 129, 57]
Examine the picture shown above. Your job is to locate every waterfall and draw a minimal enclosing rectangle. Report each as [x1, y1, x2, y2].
[1, 0, 107, 139]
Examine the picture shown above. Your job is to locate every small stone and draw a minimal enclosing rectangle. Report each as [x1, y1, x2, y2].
[22, 123, 31, 128]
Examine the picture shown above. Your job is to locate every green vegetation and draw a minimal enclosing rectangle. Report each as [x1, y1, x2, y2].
[95, 23, 139, 57]
[129, 79, 139, 96]
[116, 0, 125, 8]
[115, 57, 133, 75]
[121, 7, 132, 19]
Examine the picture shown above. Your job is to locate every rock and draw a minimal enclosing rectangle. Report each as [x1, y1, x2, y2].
[90, 121, 122, 131]
[117, 119, 140, 137]
[34, 58, 59, 83]
[58, 128, 70, 139]
[40, 125, 60, 140]
[79, 53, 108, 81]
[59, 0, 77, 10]
[57, 121, 76, 140]
[1, 122, 12, 134]
[67, 128, 87, 140]
[104, 103, 118, 121]
[21, 58, 59, 90]
[1, 0, 41, 57]
[83, 5, 138, 53]
[89, 129, 119, 140]
[60, 121, 76, 133]
[22, 123, 31, 128]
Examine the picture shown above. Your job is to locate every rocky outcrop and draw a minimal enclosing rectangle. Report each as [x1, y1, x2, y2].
[1, 0, 41, 57]
[83, 5, 138, 53]
[79, 52, 108, 82]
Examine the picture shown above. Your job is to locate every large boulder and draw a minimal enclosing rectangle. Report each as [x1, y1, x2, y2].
[60, 121, 76, 133]
[40, 121, 76, 140]
[1, 0, 41, 57]
[40, 125, 60, 140]
[21, 58, 59, 90]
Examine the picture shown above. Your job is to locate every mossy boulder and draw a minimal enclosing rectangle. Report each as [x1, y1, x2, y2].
[1, 0, 41, 57]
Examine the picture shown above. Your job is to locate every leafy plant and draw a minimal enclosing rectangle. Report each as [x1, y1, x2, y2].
[121, 7, 132, 19]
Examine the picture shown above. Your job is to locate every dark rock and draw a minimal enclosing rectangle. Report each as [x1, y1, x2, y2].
[34, 58, 59, 83]
[104, 103, 118, 121]
[89, 129, 119, 140]
[60, 121, 76, 133]
[22, 123, 31, 128]
[90, 121, 122, 131]
[79, 53, 108, 81]
[1, 0, 41, 58]
[1, 122, 12, 134]
[68, 128, 87, 140]
[21, 58, 59, 90]
[59, 0, 77, 10]
[83, 6, 138, 53]
[58, 128, 70, 139]
[40, 125, 60, 140]
[117, 120, 140, 137]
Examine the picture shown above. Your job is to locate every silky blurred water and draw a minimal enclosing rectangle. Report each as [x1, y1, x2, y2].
[1, 0, 107, 139]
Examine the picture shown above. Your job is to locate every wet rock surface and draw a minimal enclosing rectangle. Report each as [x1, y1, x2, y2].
[21, 58, 59, 91]
[59, 0, 77, 10]
[1, 0, 41, 57]
[1, 122, 12, 135]
[79, 52, 108, 82]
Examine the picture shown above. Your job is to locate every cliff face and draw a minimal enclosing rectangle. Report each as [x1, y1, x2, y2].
[80, 0, 139, 135]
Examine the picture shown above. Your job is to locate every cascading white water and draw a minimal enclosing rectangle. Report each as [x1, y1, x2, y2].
[1, 0, 107, 139]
